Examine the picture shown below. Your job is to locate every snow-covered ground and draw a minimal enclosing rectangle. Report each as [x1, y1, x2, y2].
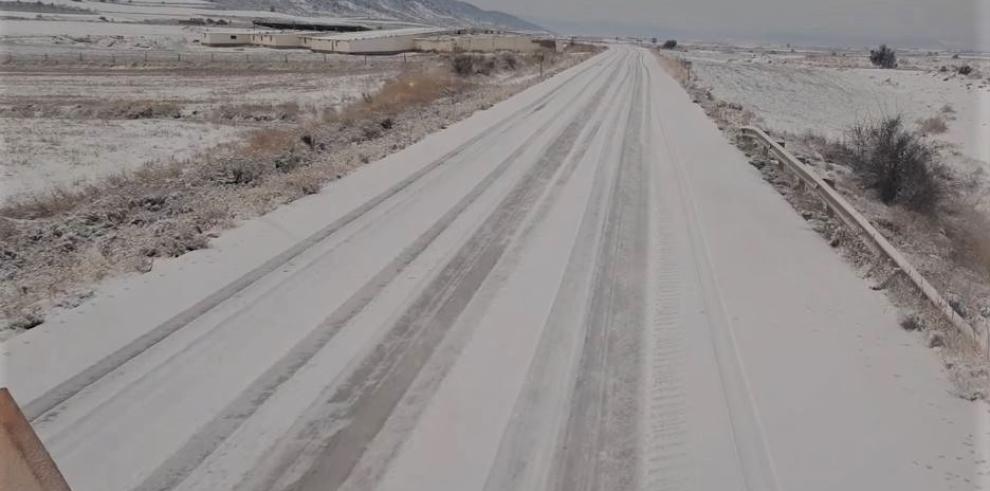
[683, 47, 990, 169]
[1, 118, 247, 194]
[3, 47, 986, 491]
[0, 63, 403, 200]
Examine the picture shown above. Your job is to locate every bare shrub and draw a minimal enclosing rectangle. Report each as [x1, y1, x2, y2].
[869, 44, 897, 69]
[917, 115, 948, 135]
[661, 39, 678, 49]
[97, 101, 181, 120]
[142, 221, 208, 258]
[452, 54, 476, 76]
[900, 313, 923, 331]
[213, 158, 270, 185]
[210, 102, 304, 123]
[450, 54, 496, 76]
[241, 129, 297, 158]
[957, 65, 973, 76]
[282, 171, 322, 197]
[845, 116, 940, 213]
[498, 52, 519, 70]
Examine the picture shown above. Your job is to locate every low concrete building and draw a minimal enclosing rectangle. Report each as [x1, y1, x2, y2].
[306, 27, 445, 54]
[250, 31, 315, 49]
[414, 34, 541, 53]
[413, 36, 456, 53]
[200, 31, 253, 47]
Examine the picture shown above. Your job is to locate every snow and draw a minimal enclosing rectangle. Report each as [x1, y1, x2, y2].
[2, 46, 986, 491]
[684, 49, 990, 168]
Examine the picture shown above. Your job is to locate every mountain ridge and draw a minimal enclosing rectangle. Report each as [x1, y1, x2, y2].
[214, 0, 544, 32]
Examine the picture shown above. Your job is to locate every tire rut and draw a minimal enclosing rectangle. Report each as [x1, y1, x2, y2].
[480, 59, 636, 491]
[130, 54, 626, 491]
[551, 55, 649, 491]
[22, 51, 613, 424]
[243, 65, 620, 491]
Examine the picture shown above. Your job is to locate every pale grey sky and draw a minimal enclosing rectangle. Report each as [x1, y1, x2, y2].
[473, 0, 990, 50]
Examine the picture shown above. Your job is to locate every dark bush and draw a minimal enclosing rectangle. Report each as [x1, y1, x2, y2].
[869, 44, 897, 68]
[451, 54, 497, 76]
[845, 116, 940, 213]
[957, 65, 973, 75]
[661, 39, 678, 49]
[451, 54, 476, 76]
[498, 52, 518, 70]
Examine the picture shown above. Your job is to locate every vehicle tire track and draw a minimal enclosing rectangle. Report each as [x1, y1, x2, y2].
[128, 54, 626, 491]
[479, 60, 634, 491]
[337, 62, 634, 491]
[21, 51, 614, 423]
[550, 55, 649, 491]
[646, 55, 781, 491]
[236, 69, 618, 491]
[640, 62, 691, 489]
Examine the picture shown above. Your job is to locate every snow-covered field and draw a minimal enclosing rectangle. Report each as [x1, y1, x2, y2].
[0, 64, 401, 200]
[682, 47, 990, 169]
[2, 47, 986, 491]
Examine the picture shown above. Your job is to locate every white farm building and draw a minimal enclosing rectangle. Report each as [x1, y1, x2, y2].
[304, 27, 446, 54]
[250, 31, 316, 49]
[200, 31, 253, 47]
[414, 34, 541, 53]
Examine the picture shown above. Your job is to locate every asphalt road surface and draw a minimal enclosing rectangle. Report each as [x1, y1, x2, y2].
[5, 46, 989, 491]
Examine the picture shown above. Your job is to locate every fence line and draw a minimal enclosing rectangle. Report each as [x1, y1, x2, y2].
[0, 50, 410, 67]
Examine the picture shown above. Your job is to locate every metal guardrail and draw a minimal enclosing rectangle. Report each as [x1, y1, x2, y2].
[739, 126, 989, 357]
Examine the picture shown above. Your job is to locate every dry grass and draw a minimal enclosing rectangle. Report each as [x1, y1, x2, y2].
[241, 128, 300, 158]
[655, 52, 693, 85]
[946, 207, 990, 277]
[209, 101, 304, 123]
[335, 69, 465, 126]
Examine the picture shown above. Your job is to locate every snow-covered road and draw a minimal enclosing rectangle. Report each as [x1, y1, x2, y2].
[4, 46, 988, 491]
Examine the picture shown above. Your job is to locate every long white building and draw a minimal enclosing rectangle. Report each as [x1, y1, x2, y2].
[304, 27, 446, 54]
[414, 34, 541, 53]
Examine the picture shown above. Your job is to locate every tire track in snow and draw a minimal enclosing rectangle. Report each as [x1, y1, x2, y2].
[479, 59, 635, 491]
[640, 54, 691, 489]
[245, 66, 619, 491]
[129, 52, 628, 491]
[551, 53, 649, 491]
[22, 51, 612, 424]
[647, 54, 781, 491]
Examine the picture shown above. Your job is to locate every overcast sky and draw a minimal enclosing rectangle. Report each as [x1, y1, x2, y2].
[472, 0, 990, 50]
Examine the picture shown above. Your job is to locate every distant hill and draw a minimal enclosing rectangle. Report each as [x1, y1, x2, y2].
[213, 0, 544, 32]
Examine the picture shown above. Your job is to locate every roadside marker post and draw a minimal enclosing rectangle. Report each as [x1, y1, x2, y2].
[0, 388, 71, 491]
